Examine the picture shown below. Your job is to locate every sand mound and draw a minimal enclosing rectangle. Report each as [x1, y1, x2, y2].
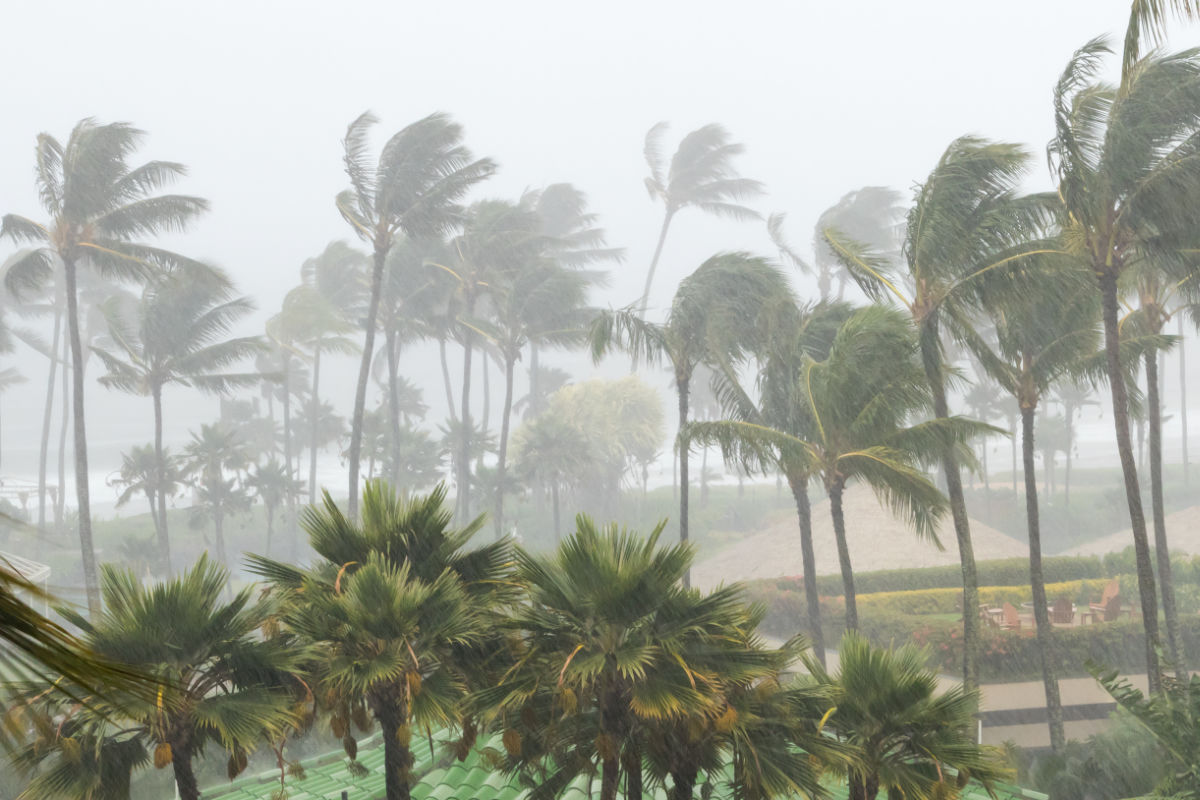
[1064, 505, 1200, 557]
[692, 483, 1029, 590]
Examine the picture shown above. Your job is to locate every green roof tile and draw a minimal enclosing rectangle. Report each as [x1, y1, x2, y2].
[199, 731, 1045, 800]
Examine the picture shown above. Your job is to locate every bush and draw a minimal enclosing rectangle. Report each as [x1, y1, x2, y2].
[853, 579, 1116, 616]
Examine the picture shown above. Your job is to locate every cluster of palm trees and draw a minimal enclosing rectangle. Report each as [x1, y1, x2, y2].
[9, 481, 1004, 800]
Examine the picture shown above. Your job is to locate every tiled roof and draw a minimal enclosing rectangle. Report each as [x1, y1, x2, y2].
[202, 733, 1047, 800]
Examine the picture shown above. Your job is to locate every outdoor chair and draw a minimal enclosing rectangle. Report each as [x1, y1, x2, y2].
[1051, 595, 1074, 625]
[1000, 602, 1021, 631]
[1089, 580, 1120, 618]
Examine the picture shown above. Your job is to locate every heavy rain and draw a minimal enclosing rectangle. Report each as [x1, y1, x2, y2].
[2, 2, 1200, 799]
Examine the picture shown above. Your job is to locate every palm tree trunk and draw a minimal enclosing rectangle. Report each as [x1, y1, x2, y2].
[171, 744, 200, 800]
[459, 301, 475, 520]
[1180, 315, 1189, 487]
[308, 345, 321, 504]
[481, 349, 491, 440]
[676, 370, 691, 588]
[37, 304, 62, 532]
[828, 477, 857, 630]
[348, 246, 386, 519]
[921, 330, 979, 689]
[63, 256, 99, 617]
[386, 328, 402, 485]
[56, 337, 69, 530]
[529, 342, 541, 414]
[374, 701, 414, 800]
[1098, 271, 1161, 691]
[637, 210, 675, 320]
[669, 765, 697, 800]
[494, 355, 516, 540]
[282, 357, 297, 560]
[982, 439, 992, 521]
[439, 337, 457, 423]
[1021, 404, 1066, 752]
[788, 471, 825, 666]
[214, 501, 227, 566]
[1147, 349, 1184, 675]
[699, 445, 709, 506]
[152, 384, 172, 575]
[626, 747, 643, 800]
[600, 753, 620, 800]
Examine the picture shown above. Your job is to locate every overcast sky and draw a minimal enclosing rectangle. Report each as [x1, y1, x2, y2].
[1, 0, 1194, 498]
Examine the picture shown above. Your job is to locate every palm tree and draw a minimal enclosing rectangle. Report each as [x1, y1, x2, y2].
[92, 264, 262, 574]
[45, 556, 302, 800]
[964, 267, 1105, 753]
[336, 112, 495, 518]
[639, 123, 763, 315]
[591, 253, 791, 585]
[696, 306, 976, 630]
[248, 482, 512, 800]
[511, 413, 595, 539]
[108, 444, 182, 553]
[806, 632, 1008, 800]
[1, 120, 208, 615]
[484, 516, 770, 800]
[299, 241, 365, 503]
[182, 423, 251, 566]
[245, 459, 301, 557]
[1047, 35, 1200, 689]
[824, 136, 1050, 687]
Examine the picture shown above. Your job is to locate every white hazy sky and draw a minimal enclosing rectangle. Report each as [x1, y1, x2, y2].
[1, 0, 1195, 495]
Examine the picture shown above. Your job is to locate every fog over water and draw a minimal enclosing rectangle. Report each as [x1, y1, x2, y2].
[1, 0, 1197, 513]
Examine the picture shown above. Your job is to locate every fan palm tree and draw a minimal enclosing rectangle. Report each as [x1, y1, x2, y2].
[481, 516, 771, 800]
[823, 137, 1052, 686]
[336, 112, 495, 518]
[591, 253, 791, 585]
[687, 300, 851, 663]
[299, 241, 365, 503]
[182, 423, 251, 566]
[1047, 35, 1200, 690]
[245, 459, 301, 558]
[92, 264, 262, 574]
[639, 123, 763, 315]
[805, 632, 1008, 800]
[41, 556, 303, 800]
[1, 119, 209, 615]
[248, 482, 512, 800]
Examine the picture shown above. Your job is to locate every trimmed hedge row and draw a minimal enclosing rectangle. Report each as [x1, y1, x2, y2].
[791, 556, 1113, 596]
[855, 578, 1118, 616]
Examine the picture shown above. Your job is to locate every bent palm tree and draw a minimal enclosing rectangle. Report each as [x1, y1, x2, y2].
[591, 253, 792, 585]
[336, 112, 495, 518]
[824, 136, 1050, 687]
[2, 120, 208, 615]
[1048, 36, 1200, 689]
[639, 123, 763, 315]
[93, 264, 262, 574]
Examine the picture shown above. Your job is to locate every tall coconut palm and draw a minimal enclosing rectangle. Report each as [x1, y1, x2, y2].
[92, 264, 262, 574]
[824, 137, 1052, 687]
[964, 267, 1103, 753]
[439, 199, 543, 520]
[299, 241, 365, 503]
[1047, 36, 1200, 689]
[336, 112, 495, 518]
[248, 482, 512, 800]
[805, 632, 1008, 800]
[639, 123, 763, 315]
[695, 305, 981, 630]
[1, 120, 209, 615]
[108, 443, 182, 553]
[591, 253, 791, 586]
[245, 458, 300, 558]
[687, 300, 852, 664]
[46, 556, 303, 800]
[182, 423, 251, 567]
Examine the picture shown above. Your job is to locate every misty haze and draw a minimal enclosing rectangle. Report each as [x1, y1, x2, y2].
[5, 2, 1200, 800]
